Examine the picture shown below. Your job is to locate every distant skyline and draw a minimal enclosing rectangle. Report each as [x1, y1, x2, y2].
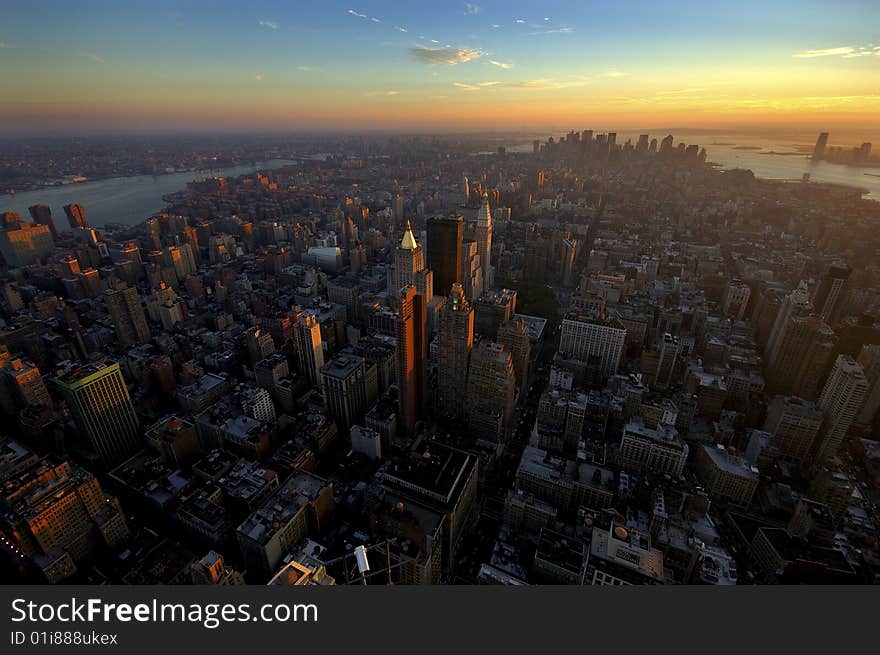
[2, 0, 879, 133]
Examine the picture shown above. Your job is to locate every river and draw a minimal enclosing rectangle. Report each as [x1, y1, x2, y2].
[0, 159, 297, 228]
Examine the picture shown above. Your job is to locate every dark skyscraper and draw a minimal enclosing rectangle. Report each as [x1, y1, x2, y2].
[813, 132, 829, 159]
[812, 263, 851, 323]
[28, 204, 58, 238]
[436, 283, 473, 420]
[63, 203, 89, 229]
[426, 215, 462, 297]
[396, 285, 427, 436]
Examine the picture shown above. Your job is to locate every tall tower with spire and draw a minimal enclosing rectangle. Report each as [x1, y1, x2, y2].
[388, 221, 432, 305]
[476, 191, 494, 289]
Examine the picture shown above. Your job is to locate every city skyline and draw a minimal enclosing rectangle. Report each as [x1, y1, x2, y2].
[2, 0, 879, 133]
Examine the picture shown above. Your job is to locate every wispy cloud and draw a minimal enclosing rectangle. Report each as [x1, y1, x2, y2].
[489, 60, 513, 69]
[453, 80, 500, 91]
[347, 10, 367, 19]
[364, 90, 399, 96]
[527, 26, 574, 35]
[80, 52, 106, 64]
[792, 46, 857, 58]
[394, 25, 408, 33]
[601, 69, 629, 77]
[0, 42, 11, 49]
[257, 20, 280, 30]
[464, 3, 481, 14]
[371, 17, 381, 23]
[410, 45, 484, 65]
[295, 65, 316, 72]
[503, 78, 588, 89]
[255, 73, 264, 81]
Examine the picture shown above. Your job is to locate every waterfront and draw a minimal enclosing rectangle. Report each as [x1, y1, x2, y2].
[0, 159, 297, 227]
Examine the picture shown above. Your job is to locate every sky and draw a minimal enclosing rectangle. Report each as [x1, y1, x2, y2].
[1, 0, 879, 134]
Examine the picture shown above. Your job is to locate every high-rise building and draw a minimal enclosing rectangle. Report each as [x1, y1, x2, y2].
[460, 240, 483, 302]
[53, 360, 141, 466]
[436, 283, 474, 419]
[396, 286, 427, 435]
[104, 284, 151, 347]
[2, 358, 51, 410]
[856, 344, 880, 425]
[476, 192, 494, 289]
[392, 193, 404, 227]
[27, 204, 58, 239]
[474, 288, 517, 339]
[245, 326, 276, 364]
[765, 281, 812, 363]
[813, 132, 829, 159]
[723, 280, 751, 321]
[388, 221, 432, 303]
[426, 215, 462, 297]
[0, 214, 54, 267]
[63, 203, 89, 229]
[559, 311, 627, 379]
[321, 353, 368, 432]
[294, 313, 325, 388]
[767, 315, 835, 398]
[812, 264, 850, 323]
[764, 396, 823, 463]
[814, 355, 868, 463]
[465, 341, 516, 442]
[498, 317, 530, 388]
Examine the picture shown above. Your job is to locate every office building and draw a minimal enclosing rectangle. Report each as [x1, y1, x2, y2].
[856, 344, 880, 424]
[763, 396, 824, 463]
[618, 417, 688, 477]
[0, 214, 54, 267]
[695, 444, 759, 506]
[104, 284, 151, 347]
[27, 204, 58, 238]
[814, 355, 868, 463]
[812, 263, 851, 323]
[63, 203, 89, 229]
[436, 283, 474, 420]
[426, 215, 462, 297]
[476, 191, 494, 289]
[559, 311, 626, 378]
[294, 313, 325, 388]
[321, 354, 369, 433]
[498, 317, 531, 388]
[396, 285, 427, 435]
[465, 341, 516, 442]
[53, 360, 141, 466]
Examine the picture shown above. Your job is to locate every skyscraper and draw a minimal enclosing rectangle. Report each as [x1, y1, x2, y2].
[396, 285, 427, 435]
[436, 283, 474, 419]
[765, 281, 812, 363]
[813, 132, 829, 159]
[105, 284, 151, 347]
[476, 192, 494, 289]
[54, 360, 141, 466]
[814, 355, 868, 464]
[465, 341, 516, 442]
[295, 313, 325, 388]
[320, 354, 368, 433]
[426, 215, 462, 297]
[498, 317, 531, 388]
[856, 344, 880, 425]
[63, 203, 89, 229]
[812, 263, 850, 323]
[388, 221, 433, 304]
[27, 204, 58, 239]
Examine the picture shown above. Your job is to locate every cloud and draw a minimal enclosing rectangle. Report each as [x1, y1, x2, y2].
[464, 3, 481, 14]
[502, 78, 588, 89]
[410, 45, 484, 65]
[295, 65, 315, 72]
[792, 46, 855, 58]
[429, 95, 448, 99]
[453, 80, 500, 91]
[80, 52, 106, 64]
[255, 73, 264, 81]
[364, 90, 399, 96]
[489, 60, 513, 69]
[394, 25, 408, 32]
[258, 20, 280, 30]
[515, 19, 525, 24]
[371, 17, 380, 23]
[527, 26, 574, 35]
[347, 10, 367, 18]
[0, 42, 11, 48]
[490, 24, 501, 29]
[601, 69, 629, 77]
